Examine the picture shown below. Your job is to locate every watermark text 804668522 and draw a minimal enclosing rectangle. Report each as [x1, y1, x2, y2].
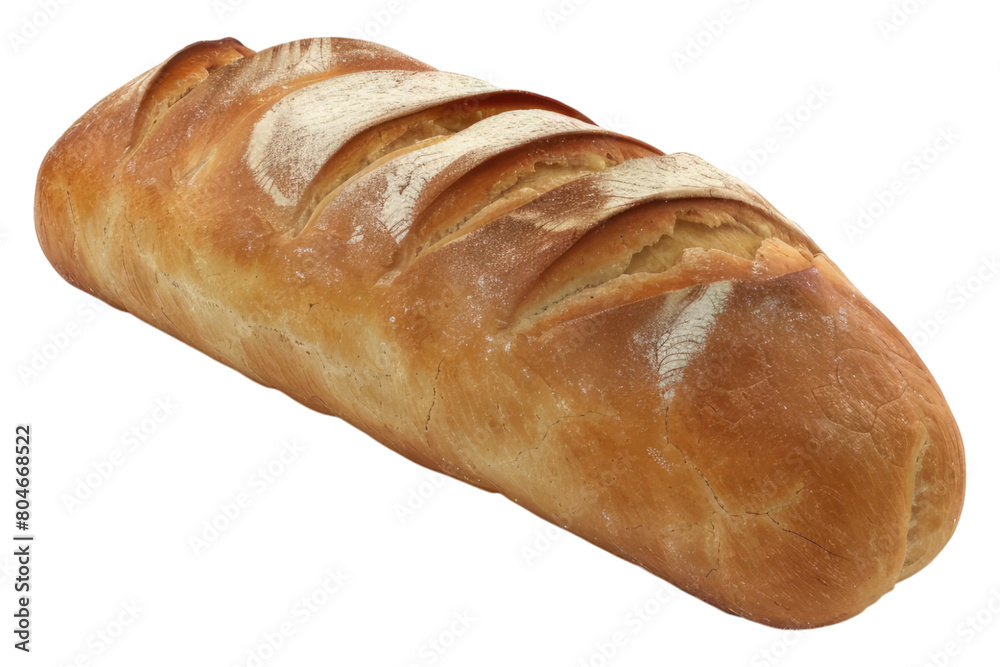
[14, 424, 33, 652]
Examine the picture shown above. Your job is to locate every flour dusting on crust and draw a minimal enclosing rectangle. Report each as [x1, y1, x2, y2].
[539, 154, 774, 235]
[245, 70, 498, 207]
[656, 281, 733, 401]
[377, 109, 602, 243]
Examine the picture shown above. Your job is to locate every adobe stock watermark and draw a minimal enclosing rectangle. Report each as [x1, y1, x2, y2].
[404, 610, 477, 667]
[877, 0, 932, 40]
[16, 299, 110, 385]
[353, 0, 418, 40]
[54, 601, 144, 667]
[212, 0, 249, 20]
[843, 126, 958, 244]
[672, 0, 756, 73]
[394, 470, 450, 524]
[544, 0, 592, 31]
[596, 113, 630, 136]
[577, 584, 676, 666]
[750, 630, 803, 667]
[467, 71, 506, 89]
[918, 588, 1000, 667]
[520, 523, 565, 565]
[61, 397, 179, 514]
[730, 84, 834, 182]
[7, 0, 71, 53]
[909, 254, 998, 350]
[232, 566, 350, 667]
[188, 438, 306, 556]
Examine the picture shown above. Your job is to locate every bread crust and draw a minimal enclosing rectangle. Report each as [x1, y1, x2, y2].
[35, 37, 964, 628]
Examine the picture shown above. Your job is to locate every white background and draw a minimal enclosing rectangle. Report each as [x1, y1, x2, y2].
[2, 0, 998, 665]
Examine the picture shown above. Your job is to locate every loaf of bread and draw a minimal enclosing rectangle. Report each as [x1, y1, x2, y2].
[35, 37, 965, 628]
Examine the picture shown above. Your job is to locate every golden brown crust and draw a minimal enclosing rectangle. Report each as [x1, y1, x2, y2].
[35, 37, 964, 628]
